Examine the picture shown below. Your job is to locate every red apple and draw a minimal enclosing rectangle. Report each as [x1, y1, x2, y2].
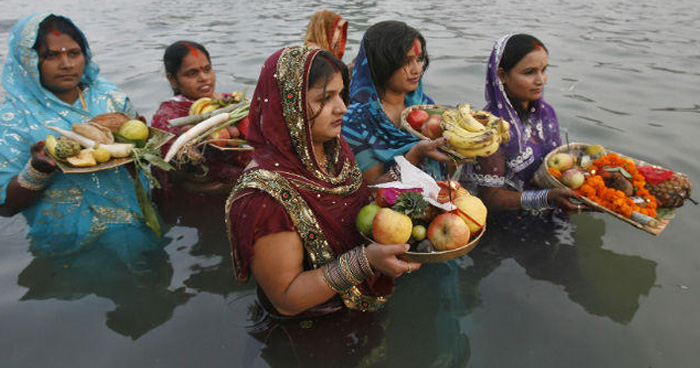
[372, 208, 413, 245]
[237, 116, 251, 137]
[209, 128, 231, 147]
[547, 152, 575, 171]
[420, 114, 443, 139]
[407, 109, 429, 130]
[427, 212, 471, 251]
[560, 169, 585, 189]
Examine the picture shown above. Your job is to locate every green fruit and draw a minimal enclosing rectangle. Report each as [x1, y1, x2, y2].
[54, 139, 82, 159]
[118, 120, 149, 141]
[412, 225, 427, 241]
[356, 203, 381, 237]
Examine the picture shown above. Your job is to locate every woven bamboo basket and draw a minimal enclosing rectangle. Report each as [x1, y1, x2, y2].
[399, 104, 475, 163]
[533, 142, 672, 235]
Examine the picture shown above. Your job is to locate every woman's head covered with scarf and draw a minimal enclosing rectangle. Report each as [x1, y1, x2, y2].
[342, 21, 443, 177]
[479, 33, 561, 190]
[228, 45, 393, 304]
[304, 10, 348, 60]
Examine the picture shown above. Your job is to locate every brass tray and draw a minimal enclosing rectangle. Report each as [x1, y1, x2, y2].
[362, 222, 485, 263]
[56, 127, 174, 174]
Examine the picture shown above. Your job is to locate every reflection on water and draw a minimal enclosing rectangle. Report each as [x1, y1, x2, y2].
[17, 241, 192, 339]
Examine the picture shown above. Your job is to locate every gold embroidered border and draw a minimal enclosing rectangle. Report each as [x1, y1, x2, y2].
[226, 169, 387, 312]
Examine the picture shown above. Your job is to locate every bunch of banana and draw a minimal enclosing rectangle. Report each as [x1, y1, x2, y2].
[189, 91, 246, 116]
[440, 104, 512, 158]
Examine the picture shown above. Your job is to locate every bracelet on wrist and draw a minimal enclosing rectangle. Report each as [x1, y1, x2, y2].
[520, 189, 553, 211]
[321, 246, 375, 293]
[17, 161, 53, 191]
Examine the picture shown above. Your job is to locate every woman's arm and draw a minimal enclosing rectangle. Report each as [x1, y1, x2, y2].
[480, 185, 584, 213]
[0, 141, 57, 217]
[251, 231, 420, 316]
[363, 137, 451, 186]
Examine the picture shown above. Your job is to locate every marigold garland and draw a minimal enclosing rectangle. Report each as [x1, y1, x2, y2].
[575, 153, 657, 218]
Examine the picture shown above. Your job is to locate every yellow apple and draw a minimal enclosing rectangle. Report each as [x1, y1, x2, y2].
[372, 208, 413, 245]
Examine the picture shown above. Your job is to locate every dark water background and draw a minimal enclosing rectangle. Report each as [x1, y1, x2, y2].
[1, 0, 699, 367]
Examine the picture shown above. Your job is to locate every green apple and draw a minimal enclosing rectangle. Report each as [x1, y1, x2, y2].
[412, 224, 427, 241]
[356, 203, 381, 237]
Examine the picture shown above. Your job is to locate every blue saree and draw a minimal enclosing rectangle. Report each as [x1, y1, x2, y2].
[341, 37, 445, 179]
[0, 13, 160, 258]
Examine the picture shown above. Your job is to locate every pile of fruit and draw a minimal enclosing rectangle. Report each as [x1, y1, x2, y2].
[546, 144, 693, 220]
[45, 114, 150, 167]
[188, 95, 250, 149]
[188, 91, 245, 116]
[356, 181, 487, 253]
[405, 104, 511, 159]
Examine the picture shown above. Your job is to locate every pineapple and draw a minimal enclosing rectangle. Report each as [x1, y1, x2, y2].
[647, 172, 692, 208]
[392, 191, 429, 221]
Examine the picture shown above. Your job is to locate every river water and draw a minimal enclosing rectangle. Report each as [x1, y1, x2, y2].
[1, 0, 699, 367]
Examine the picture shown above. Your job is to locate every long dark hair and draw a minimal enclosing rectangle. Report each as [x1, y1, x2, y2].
[499, 34, 548, 73]
[33, 15, 89, 64]
[163, 40, 211, 94]
[363, 20, 429, 97]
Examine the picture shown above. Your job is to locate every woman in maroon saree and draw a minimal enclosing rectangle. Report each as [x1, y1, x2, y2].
[151, 41, 251, 225]
[227, 46, 419, 319]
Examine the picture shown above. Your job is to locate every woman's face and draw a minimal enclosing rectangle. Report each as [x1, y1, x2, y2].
[499, 48, 548, 109]
[307, 71, 347, 145]
[38, 32, 85, 97]
[168, 51, 216, 100]
[385, 39, 424, 95]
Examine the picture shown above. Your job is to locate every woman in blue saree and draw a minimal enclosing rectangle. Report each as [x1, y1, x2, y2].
[341, 20, 449, 184]
[0, 13, 161, 259]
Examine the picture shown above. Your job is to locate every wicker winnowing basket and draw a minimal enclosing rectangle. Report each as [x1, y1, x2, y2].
[399, 104, 475, 163]
[533, 142, 672, 236]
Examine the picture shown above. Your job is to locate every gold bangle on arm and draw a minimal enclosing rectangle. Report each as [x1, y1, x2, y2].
[17, 161, 53, 191]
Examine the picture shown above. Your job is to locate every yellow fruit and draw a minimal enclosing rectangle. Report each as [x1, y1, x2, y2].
[45, 135, 58, 158]
[66, 148, 97, 167]
[93, 147, 111, 163]
[119, 120, 149, 141]
[453, 195, 488, 234]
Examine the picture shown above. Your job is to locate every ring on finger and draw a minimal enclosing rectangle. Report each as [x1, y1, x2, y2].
[577, 204, 581, 213]
[406, 262, 412, 274]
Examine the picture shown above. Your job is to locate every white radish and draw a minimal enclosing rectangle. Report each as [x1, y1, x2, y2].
[47, 126, 135, 158]
[164, 112, 231, 162]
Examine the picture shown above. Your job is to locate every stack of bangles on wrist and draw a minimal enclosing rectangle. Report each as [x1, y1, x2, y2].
[17, 161, 53, 191]
[322, 246, 375, 293]
[520, 189, 553, 211]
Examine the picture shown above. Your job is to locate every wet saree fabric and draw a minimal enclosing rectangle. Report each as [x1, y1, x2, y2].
[0, 13, 158, 257]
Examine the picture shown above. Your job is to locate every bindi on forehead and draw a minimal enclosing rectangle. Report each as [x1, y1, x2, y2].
[413, 39, 421, 55]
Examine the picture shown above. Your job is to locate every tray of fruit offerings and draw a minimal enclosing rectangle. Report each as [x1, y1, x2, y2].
[400, 104, 512, 162]
[533, 142, 693, 235]
[356, 157, 487, 263]
[45, 113, 174, 174]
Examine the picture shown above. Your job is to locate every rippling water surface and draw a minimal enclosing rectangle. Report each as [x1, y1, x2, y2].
[1, 1, 699, 367]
